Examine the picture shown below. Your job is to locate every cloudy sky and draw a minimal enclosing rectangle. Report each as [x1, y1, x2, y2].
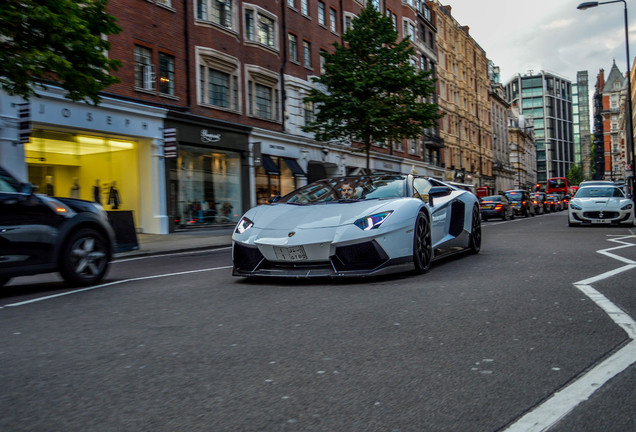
[446, 0, 636, 85]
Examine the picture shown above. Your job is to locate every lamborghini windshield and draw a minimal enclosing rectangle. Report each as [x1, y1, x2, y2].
[278, 175, 409, 204]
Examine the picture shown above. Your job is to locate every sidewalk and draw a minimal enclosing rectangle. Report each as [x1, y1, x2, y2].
[113, 227, 234, 259]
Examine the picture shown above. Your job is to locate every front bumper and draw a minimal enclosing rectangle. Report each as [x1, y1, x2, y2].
[569, 209, 634, 225]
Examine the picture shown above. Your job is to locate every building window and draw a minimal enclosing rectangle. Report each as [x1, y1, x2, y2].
[197, 0, 234, 30]
[198, 48, 240, 111]
[370, 0, 381, 11]
[247, 67, 280, 121]
[345, 15, 353, 32]
[318, 2, 326, 26]
[159, 53, 175, 96]
[287, 0, 295, 8]
[320, 49, 326, 74]
[288, 33, 298, 62]
[245, 7, 277, 49]
[134, 45, 154, 91]
[156, 0, 172, 6]
[303, 40, 311, 69]
[329, 8, 337, 32]
[301, 0, 309, 16]
[304, 100, 314, 125]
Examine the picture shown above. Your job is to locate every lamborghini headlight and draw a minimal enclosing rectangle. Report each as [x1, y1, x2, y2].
[354, 211, 393, 231]
[235, 217, 254, 234]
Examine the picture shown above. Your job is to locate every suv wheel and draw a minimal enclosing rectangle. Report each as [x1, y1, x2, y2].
[59, 228, 110, 286]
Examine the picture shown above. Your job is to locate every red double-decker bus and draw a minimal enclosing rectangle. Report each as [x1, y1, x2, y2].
[547, 177, 569, 195]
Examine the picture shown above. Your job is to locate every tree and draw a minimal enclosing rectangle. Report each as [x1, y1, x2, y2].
[567, 164, 584, 186]
[302, 4, 441, 172]
[0, 0, 122, 104]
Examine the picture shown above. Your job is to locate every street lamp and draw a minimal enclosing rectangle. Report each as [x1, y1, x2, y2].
[578, 0, 636, 185]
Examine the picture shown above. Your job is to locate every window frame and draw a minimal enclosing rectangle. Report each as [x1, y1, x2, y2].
[134, 45, 155, 92]
[197, 47, 241, 112]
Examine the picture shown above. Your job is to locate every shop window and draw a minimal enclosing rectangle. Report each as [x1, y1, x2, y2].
[25, 129, 139, 221]
[159, 53, 175, 96]
[197, 0, 234, 30]
[198, 47, 240, 111]
[247, 65, 280, 121]
[255, 155, 303, 204]
[169, 146, 242, 227]
[245, 6, 277, 50]
[134, 45, 154, 91]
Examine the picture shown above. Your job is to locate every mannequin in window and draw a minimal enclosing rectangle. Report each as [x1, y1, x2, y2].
[108, 181, 121, 209]
[69, 177, 80, 198]
[45, 176, 54, 196]
[93, 179, 101, 204]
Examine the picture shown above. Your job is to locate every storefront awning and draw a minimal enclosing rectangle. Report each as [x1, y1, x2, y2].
[262, 155, 280, 175]
[282, 157, 306, 177]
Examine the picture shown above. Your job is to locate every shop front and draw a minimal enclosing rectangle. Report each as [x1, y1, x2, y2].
[2, 87, 169, 234]
[165, 113, 250, 231]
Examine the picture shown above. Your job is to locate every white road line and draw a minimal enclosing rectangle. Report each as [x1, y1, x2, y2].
[3, 265, 233, 308]
[114, 246, 232, 263]
[504, 234, 636, 432]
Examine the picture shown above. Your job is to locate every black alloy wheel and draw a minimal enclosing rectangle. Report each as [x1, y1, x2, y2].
[413, 212, 433, 274]
[469, 205, 481, 254]
[59, 228, 110, 286]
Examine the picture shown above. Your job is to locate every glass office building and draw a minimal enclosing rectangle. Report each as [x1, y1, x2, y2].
[505, 71, 574, 186]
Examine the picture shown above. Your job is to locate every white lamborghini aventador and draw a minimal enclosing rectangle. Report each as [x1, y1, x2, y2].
[232, 174, 481, 278]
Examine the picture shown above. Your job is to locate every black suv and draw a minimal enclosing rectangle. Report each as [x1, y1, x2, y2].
[0, 166, 115, 287]
[504, 190, 536, 218]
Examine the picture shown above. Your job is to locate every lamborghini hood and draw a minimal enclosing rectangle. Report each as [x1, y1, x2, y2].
[247, 201, 395, 230]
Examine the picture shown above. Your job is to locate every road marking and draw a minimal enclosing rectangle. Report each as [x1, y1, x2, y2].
[2, 265, 233, 308]
[114, 246, 232, 263]
[504, 234, 636, 432]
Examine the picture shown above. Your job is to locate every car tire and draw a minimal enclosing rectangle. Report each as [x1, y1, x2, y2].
[469, 205, 481, 255]
[0, 277, 10, 287]
[413, 212, 432, 274]
[568, 220, 580, 227]
[502, 212, 508, 221]
[59, 228, 110, 286]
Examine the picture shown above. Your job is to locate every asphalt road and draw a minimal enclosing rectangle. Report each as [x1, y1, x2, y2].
[1, 211, 635, 432]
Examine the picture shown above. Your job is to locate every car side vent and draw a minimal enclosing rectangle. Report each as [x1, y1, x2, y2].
[449, 201, 465, 237]
[233, 243, 264, 271]
[332, 240, 389, 271]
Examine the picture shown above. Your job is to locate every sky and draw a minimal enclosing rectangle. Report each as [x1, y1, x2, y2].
[445, 0, 636, 86]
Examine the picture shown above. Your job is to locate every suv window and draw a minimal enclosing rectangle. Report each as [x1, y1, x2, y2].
[0, 167, 20, 193]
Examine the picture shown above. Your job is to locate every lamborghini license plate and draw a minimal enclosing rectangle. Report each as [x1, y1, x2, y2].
[274, 245, 308, 261]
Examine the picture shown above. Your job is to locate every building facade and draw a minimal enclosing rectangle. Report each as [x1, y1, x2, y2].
[593, 62, 629, 181]
[428, 1, 493, 189]
[505, 71, 574, 187]
[508, 107, 537, 191]
[490, 79, 515, 193]
[573, 70, 592, 180]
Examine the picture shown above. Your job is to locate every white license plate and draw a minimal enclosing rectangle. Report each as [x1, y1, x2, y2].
[274, 246, 308, 261]
[591, 219, 607, 224]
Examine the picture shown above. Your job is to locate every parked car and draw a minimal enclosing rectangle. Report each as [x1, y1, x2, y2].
[546, 193, 564, 212]
[504, 190, 536, 217]
[480, 195, 515, 221]
[568, 185, 635, 226]
[532, 192, 549, 214]
[0, 166, 115, 287]
[232, 175, 481, 278]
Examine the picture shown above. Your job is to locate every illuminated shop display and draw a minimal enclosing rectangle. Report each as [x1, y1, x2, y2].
[25, 129, 138, 217]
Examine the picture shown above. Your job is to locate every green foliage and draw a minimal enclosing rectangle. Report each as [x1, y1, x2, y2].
[0, 0, 122, 104]
[567, 164, 584, 186]
[302, 4, 441, 169]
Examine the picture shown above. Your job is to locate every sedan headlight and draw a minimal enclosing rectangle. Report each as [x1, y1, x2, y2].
[354, 211, 393, 230]
[621, 203, 633, 210]
[235, 217, 254, 234]
[569, 202, 582, 210]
